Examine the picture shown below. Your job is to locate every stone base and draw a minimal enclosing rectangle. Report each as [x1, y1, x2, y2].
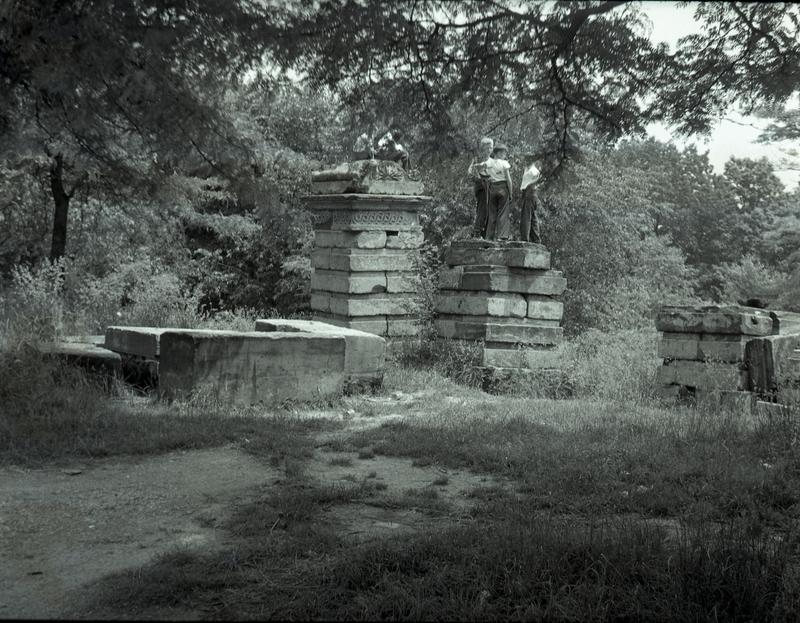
[435, 317, 562, 345]
[656, 305, 775, 336]
[159, 330, 347, 404]
[481, 345, 559, 369]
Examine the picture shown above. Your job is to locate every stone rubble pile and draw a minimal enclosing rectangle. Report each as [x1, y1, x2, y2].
[435, 240, 566, 381]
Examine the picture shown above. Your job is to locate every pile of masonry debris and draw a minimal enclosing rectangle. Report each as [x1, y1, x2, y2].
[656, 305, 800, 413]
[41, 320, 385, 404]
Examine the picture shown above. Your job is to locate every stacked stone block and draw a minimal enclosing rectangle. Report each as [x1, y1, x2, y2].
[435, 240, 566, 376]
[655, 305, 774, 408]
[305, 162, 430, 337]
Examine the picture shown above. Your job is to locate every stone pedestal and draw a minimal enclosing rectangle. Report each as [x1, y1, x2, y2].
[305, 161, 430, 337]
[435, 240, 566, 383]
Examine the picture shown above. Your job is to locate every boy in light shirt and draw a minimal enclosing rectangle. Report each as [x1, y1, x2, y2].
[519, 152, 542, 243]
[467, 137, 494, 237]
[483, 143, 513, 240]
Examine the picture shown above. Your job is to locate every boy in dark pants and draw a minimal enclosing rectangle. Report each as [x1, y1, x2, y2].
[519, 152, 542, 243]
[468, 137, 494, 238]
[484, 143, 513, 240]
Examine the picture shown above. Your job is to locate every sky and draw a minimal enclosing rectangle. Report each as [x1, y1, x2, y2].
[638, 1, 799, 190]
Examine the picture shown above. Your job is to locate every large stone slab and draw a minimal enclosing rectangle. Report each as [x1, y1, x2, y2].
[435, 291, 527, 318]
[745, 334, 800, 395]
[695, 389, 757, 413]
[445, 241, 550, 269]
[105, 327, 170, 358]
[159, 330, 347, 404]
[311, 270, 386, 294]
[658, 333, 750, 363]
[312, 248, 417, 272]
[435, 319, 562, 345]
[656, 360, 749, 391]
[440, 266, 566, 295]
[481, 346, 560, 369]
[40, 341, 122, 374]
[655, 305, 775, 336]
[254, 319, 385, 386]
[314, 230, 387, 249]
[311, 291, 415, 317]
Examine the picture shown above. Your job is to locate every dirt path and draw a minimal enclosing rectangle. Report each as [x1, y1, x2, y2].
[0, 447, 280, 619]
[0, 395, 509, 620]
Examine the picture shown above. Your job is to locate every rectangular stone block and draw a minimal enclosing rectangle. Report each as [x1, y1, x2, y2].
[386, 272, 417, 293]
[307, 195, 427, 232]
[745, 334, 800, 395]
[435, 319, 562, 345]
[311, 270, 387, 294]
[656, 360, 749, 391]
[458, 269, 566, 296]
[435, 314, 561, 328]
[658, 333, 749, 363]
[445, 241, 550, 269]
[105, 326, 170, 358]
[310, 291, 331, 314]
[313, 248, 417, 272]
[655, 305, 775, 336]
[526, 296, 564, 321]
[386, 230, 424, 249]
[254, 319, 385, 384]
[327, 293, 415, 317]
[435, 292, 527, 318]
[40, 341, 122, 375]
[314, 230, 387, 249]
[159, 330, 347, 404]
[481, 346, 560, 369]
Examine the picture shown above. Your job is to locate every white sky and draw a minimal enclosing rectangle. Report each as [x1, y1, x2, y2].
[638, 0, 799, 190]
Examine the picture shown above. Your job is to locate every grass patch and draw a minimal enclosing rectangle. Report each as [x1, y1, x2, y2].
[432, 475, 449, 486]
[357, 448, 375, 459]
[0, 349, 342, 466]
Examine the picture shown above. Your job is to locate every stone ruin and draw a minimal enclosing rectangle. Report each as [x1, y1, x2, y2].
[306, 160, 430, 337]
[435, 239, 566, 386]
[656, 305, 800, 412]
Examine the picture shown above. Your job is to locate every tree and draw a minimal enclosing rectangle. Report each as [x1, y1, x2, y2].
[0, 0, 271, 260]
[267, 1, 800, 172]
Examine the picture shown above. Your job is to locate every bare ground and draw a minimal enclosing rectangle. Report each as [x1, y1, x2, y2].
[0, 393, 509, 620]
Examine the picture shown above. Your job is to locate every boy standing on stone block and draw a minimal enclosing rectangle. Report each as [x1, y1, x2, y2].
[484, 143, 513, 240]
[468, 136, 493, 238]
[519, 152, 542, 243]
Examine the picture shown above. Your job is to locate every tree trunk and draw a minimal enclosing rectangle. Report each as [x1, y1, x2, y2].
[49, 153, 70, 261]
